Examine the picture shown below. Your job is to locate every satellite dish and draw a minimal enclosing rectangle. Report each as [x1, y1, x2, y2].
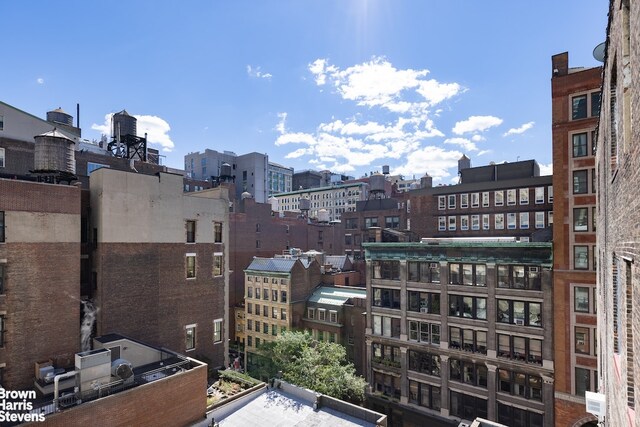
[593, 42, 606, 63]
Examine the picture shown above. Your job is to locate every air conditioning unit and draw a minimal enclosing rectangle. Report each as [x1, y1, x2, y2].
[514, 319, 525, 326]
[585, 391, 606, 417]
[420, 308, 429, 313]
[429, 263, 439, 268]
[528, 267, 539, 273]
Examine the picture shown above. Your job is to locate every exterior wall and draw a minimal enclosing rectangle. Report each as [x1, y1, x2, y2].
[364, 242, 554, 426]
[91, 169, 229, 369]
[273, 182, 369, 221]
[0, 178, 81, 389]
[0, 101, 79, 144]
[596, 1, 640, 426]
[550, 52, 601, 426]
[267, 162, 293, 196]
[33, 362, 207, 427]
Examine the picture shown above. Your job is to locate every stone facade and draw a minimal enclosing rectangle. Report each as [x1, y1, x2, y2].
[596, 1, 640, 426]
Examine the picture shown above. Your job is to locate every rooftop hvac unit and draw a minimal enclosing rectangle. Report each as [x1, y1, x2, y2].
[111, 359, 134, 381]
[75, 348, 112, 394]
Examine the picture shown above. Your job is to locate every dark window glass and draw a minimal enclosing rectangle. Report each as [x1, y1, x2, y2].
[572, 95, 587, 120]
[572, 133, 588, 157]
[573, 170, 588, 194]
[591, 91, 601, 117]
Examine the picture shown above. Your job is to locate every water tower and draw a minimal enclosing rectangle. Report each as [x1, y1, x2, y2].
[420, 172, 433, 189]
[46, 107, 73, 126]
[32, 129, 77, 184]
[107, 110, 147, 161]
[369, 172, 386, 199]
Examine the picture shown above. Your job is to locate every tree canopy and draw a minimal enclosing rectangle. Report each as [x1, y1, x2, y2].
[257, 331, 367, 403]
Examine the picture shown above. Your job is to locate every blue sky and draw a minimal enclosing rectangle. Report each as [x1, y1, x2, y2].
[1, 1, 608, 183]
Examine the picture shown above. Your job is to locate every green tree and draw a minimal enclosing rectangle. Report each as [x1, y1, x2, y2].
[260, 331, 367, 403]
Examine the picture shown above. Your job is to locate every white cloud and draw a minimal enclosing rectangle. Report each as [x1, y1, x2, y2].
[477, 149, 492, 156]
[452, 115, 503, 135]
[503, 121, 535, 137]
[275, 132, 317, 146]
[36, 78, 44, 85]
[539, 162, 553, 176]
[246, 65, 272, 80]
[275, 112, 287, 134]
[91, 113, 175, 152]
[392, 146, 463, 181]
[444, 137, 478, 152]
[471, 134, 485, 142]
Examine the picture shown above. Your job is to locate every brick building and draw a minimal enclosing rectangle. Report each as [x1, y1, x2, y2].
[364, 240, 554, 427]
[0, 178, 81, 389]
[596, 1, 639, 426]
[90, 168, 230, 369]
[550, 52, 601, 426]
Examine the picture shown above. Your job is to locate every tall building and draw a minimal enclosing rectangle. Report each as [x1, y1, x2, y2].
[185, 149, 293, 202]
[596, 1, 639, 426]
[364, 240, 554, 427]
[550, 52, 601, 426]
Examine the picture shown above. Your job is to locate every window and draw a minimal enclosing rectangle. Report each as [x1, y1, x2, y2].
[213, 319, 222, 343]
[497, 403, 543, 427]
[407, 291, 440, 313]
[246, 319, 252, 331]
[408, 380, 441, 411]
[519, 188, 529, 205]
[448, 195, 456, 209]
[450, 391, 487, 421]
[0, 211, 4, 243]
[408, 350, 440, 376]
[591, 91, 601, 117]
[495, 214, 504, 230]
[507, 213, 516, 229]
[365, 217, 378, 228]
[256, 240, 261, 249]
[372, 343, 401, 367]
[263, 322, 269, 334]
[497, 334, 542, 364]
[186, 220, 196, 243]
[317, 309, 326, 321]
[482, 192, 489, 207]
[373, 288, 401, 309]
[573, 208, 588, 232]
[482, 214, 490, 230]
[497, 265, 541, 290]
[448, 216, 456, 231]
[408, 321, 440, 344]
[534, 212, 545, 229]
[213, 253, 223, 276]
[345, 218, 358, 229]
[548, 211, 553, 225]
[262, 305, 268, 317]
[372, 260, 400, 280]
[495, 191, 504, 206]
[247, 286, 253, 298]
[438, 216, 446, 231]
[438, 196, 446, 210]
[185, 325, 196, 350]
[263, 288, 269, 300]
[450, 359, 488, 388]
[471, 193, 479, 208]
[329, 310, 337, 323]
[575, 367, 591, 397]
[574, 246, 589, 270]
[0, 116, 3, 132]
[372, 315, 401, 337]
[497, 299, 542, 327]
[272, 307, 278, 319]
[448, 295, 487, 319]
[214, 222, 223, 243]
[498, 370, 542, 401]
[385, 216, 399, 229]
[460, 215, 469, 231]
[407, 261, 440, 283]
[535, 187, 544, 204]
[573, 170, 588, 194]
[186, 254, 196, 278]
[573, 132, 588, 157]
[572, 94, 588, 120]
[575, 326, 591, 354]
[507, 189, 516, 206]
[281, 308, 287, 320]
[519, 212, 529, 229]
[449, 263, 486, 286]
[449, 327, 487, 354]
[471, 215, 479, 231]
[548, 185, 553, 203]
[280, 290, 287, 303]
[460, 194, 469, 208]
[372, 371, 401, 400]
[255, 304, 260, 315]
[307, 308, 315, 319]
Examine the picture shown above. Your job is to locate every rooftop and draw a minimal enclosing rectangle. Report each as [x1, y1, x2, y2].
[308, 286, 367, 306]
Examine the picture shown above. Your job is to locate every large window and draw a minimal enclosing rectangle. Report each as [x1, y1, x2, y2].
[573, 170, 588, 194]
[373, 315, 401, 338]
[497, 334, 542, 364]
[372, 343, 401, 367]
[450, 359, 488, 388]
[408, 350, 440, 376]
[385, 216, 400, 229]
[497, 299, 542, 327]
[407, 291, 440, 313]
[372, 371, 401, 400]
[449, 263, 486, 286]
[408, 321, 440, 345]
[449, 295, 487, 320]
[372, 260, 400, 280]
[497, 265, 541, 290]
[497, 403, 543, 427]
[345, 218, 358, 229]
[498, 369, 542, 400]
[365, 217, 378, 228]
[573, 208, 588, 232]
[450, 391, 487, 420]
[449, 327, 487, 354]
[573, 132, 588, 157]
[407, 261, 440, 283]
[185, 325, 196, 350]
[409, 380, 441, 411]
[213, 319, 223, 343]
[373, 288, 401, 309]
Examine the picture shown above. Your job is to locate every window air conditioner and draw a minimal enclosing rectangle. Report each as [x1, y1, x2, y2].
[528, 267, 539, 273]
[514, 319, 525, 326]
[420, 308, 429, 313]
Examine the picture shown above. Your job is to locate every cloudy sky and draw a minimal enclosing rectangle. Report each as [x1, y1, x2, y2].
[1, 1, 607, 183]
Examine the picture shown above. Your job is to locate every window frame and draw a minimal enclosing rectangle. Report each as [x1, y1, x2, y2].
[572, 132, 589, 158]
[573, 207, 589, 232]
[573, 170, 588, 194]
[213, 319, 223, 343]
[185, 324, 196, 351]
[186, 254, 196, 279]
[186, 220, 196, 243]
[213, 253, 223, 277]
[214, 222, 223, 243]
